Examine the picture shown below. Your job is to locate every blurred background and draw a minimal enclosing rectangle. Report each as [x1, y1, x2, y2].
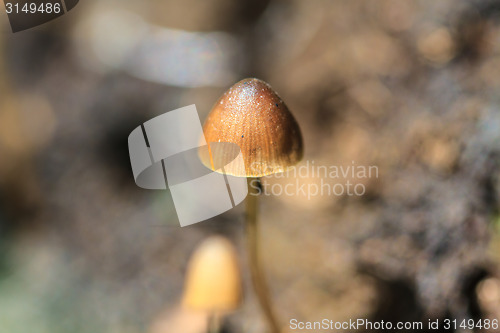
[0, 0, 500, 332]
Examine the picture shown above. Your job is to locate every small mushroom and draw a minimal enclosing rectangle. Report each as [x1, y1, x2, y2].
[201, 78, 303, 177]
[182, 236, 242, 333]
[201, 78, 304, 333]
[183, 236, 242, 311]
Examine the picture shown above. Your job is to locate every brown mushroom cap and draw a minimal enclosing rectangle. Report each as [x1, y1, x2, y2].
[201, 78, 303, 177]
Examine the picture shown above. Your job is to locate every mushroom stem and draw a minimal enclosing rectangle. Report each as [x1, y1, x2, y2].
[246, 177, 281, 333]
[207, 313, 220, 333]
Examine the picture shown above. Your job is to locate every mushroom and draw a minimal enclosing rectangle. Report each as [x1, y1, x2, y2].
[201, 78, 304, 333]
[183, 236, 242, 333]
[201, 78, 303, 177]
